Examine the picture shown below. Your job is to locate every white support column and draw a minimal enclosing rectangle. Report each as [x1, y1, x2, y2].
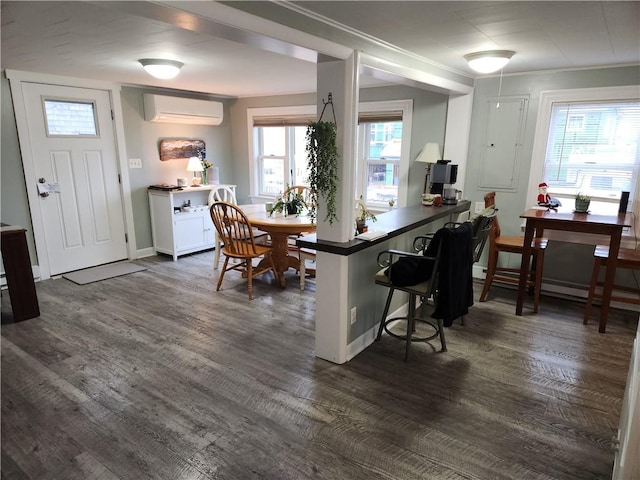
[315, 52, 359, 243]
[314, 52, 360, 364]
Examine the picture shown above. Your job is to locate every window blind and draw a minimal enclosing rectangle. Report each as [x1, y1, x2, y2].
[252, 115, 316, 127]
[543, 100, 640, 201]
[253, 110, 404, 127]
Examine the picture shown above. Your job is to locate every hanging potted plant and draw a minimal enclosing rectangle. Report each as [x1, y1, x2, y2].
[306, 120, 339, 225]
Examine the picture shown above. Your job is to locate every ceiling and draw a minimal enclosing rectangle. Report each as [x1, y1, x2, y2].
[2, 1, 639, 98]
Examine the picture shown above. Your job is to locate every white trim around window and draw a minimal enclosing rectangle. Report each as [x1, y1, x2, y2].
[247, 100, 413, 207]
[357, 99, 413, 209]
[527, 85, 640, 243]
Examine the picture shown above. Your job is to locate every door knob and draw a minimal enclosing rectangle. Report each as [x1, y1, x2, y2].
[38, 178, 49, 197]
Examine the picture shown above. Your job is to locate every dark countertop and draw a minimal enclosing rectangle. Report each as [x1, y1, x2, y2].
[297, 200, 471, 256]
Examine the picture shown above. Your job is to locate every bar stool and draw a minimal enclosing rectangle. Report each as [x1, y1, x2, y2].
[479, 192, 548, 313]
[584, 245, 640, 323]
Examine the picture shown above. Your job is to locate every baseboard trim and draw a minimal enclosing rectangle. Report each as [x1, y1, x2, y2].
[136, 247, 156, 258]
[472, 264, 639, 312]
[347, 304, 407, 361]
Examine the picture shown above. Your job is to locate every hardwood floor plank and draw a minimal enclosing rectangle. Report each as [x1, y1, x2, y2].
[1, 251, 636, 479]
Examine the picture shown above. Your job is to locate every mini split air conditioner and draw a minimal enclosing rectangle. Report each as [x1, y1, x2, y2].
[143, 94, 223, 125]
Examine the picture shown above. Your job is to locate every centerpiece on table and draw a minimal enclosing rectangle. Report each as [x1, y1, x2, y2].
[270, 186, 307, 216]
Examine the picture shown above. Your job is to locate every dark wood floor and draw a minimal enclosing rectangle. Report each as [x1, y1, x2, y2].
[2, 251, 637, 480]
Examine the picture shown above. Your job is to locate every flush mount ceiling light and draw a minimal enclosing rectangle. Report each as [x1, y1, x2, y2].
[464, 50, 515, 74]
[138, 58, 184, 80]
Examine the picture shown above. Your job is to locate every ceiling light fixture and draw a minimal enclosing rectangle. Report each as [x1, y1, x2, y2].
[464, 50, 515, 74]
[138, 58, 184, 80]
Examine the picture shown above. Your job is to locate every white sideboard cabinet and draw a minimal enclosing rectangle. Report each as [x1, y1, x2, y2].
[148, 184, 236, 261]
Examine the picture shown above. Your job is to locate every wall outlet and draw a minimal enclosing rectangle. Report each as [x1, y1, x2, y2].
[350, 307, 357, 325]
[475, 201, 484, 214]
[129, 158, 142, 169]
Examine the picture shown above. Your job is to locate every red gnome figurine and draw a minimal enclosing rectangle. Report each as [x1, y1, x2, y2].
[537, 182, 551, 205]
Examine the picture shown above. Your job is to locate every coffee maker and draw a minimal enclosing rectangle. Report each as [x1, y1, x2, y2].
[429, 160, 458, 203]
[442, 187, 462, 205]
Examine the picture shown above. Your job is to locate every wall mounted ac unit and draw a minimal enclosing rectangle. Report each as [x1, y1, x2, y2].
[143, 94, 223, 125]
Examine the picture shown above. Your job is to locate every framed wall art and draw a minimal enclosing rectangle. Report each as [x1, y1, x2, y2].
[159, 139, 205, 161]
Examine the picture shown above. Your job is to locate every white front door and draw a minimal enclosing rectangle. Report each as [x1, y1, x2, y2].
[21, 83, 127, 275]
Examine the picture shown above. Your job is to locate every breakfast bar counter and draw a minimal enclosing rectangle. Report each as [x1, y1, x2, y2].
[297, 201, 471, 255]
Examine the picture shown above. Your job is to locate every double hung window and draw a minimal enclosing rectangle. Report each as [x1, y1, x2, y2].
[529, 87, 640, 218]
[356, 120, 402, 208]
[249, 105, 315, 198]
[249, 100, 412, 209]
[255, 126, 308, 196]
[356, 100, 412, 209]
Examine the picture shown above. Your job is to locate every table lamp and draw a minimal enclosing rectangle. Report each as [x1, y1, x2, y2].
[415, 142, 441, 194]
[186, 156, 204, 186]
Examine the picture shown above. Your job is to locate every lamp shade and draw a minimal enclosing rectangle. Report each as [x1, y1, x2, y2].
[138, 58, 183, 79]
[186, 157, 204, 172]
[464, 50, 515, 74]
[415, 142, 441, 164]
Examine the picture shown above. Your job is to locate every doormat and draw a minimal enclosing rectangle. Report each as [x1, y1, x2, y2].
[63, 262, 146, 285]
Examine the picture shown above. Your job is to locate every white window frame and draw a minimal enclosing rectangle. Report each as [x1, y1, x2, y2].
[247, 105, 316, 202]
[527, 86, 640, 241]
[248, 100, 413, 209]
[356, 99, 413, 210]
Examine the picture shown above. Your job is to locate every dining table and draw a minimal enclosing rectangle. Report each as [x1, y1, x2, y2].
[240, 204, 316, 288]
[518, 208, 632, 333]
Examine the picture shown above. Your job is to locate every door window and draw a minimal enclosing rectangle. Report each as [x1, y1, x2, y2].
[43, 98, 98, 136]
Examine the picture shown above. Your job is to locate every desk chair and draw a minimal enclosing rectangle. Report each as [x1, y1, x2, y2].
[208, 186, 268, 270]
[584, 245, 640, 323]
[374, 223, 474, 361]
[479, 192, 548, 313]
[209, 202, 279, 299]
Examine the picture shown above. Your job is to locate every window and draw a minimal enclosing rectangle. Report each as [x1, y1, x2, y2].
[255, 126, 308, 196]
[248, 105, 316, 199]
[357, 121, 402, 208]
[44, 98, 98, 136]
[248, 100, 412, 208]
[529, 87, 640, 217]
[356, 100, 413, 209]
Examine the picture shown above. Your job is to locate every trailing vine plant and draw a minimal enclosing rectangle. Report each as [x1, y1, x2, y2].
[306, 121, 339, 225]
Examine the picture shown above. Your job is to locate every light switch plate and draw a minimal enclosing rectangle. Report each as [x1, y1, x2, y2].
[129, 158, 142, 169]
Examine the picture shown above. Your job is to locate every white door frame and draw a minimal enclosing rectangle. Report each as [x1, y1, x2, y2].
[6, 69, 137, 280]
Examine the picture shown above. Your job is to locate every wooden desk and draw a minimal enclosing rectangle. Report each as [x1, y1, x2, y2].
[1, 225, 40, 322]
[240, 204, 316, 288]
[518, 209, 631, 332]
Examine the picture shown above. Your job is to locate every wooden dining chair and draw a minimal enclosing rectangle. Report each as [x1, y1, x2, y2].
[283, 185, 316, 289]
[584, 245, 640, 323]
[209, 201, 279, 299]
[479, 191, 548, 313]
[208, 186, 268, 269]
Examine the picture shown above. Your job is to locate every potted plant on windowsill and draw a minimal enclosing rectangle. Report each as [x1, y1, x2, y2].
[575, 192, 591, 213]
[355, 196, 377, 234]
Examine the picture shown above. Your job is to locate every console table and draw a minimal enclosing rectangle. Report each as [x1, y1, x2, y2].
[1, 224, 40, 322]
[148, 185, 235, 261]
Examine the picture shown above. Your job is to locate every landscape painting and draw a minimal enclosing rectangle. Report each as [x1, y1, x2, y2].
[159, 139, 205, 161]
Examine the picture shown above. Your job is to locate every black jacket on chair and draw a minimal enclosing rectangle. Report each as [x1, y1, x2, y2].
[426, 223, 474, 327]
